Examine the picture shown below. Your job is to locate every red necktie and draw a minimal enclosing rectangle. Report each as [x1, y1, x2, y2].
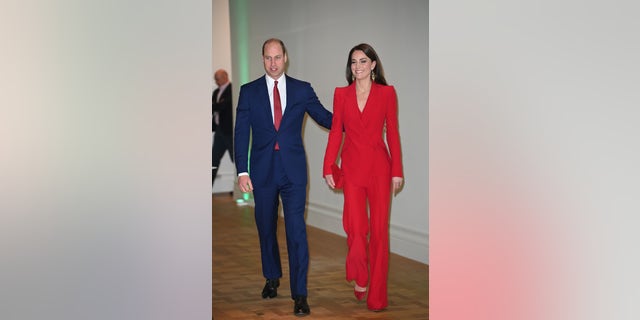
[273, 80, 282, 150]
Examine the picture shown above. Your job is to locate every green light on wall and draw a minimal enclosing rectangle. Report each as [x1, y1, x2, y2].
[231, 0, 250, 85]
[230, 0, 254, 205]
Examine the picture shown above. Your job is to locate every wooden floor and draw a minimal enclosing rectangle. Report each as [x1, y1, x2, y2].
[212, 193, 428, 319]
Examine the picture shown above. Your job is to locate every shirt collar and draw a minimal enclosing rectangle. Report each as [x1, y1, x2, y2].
[218, 82, 230, 93]
[265, 74, 286, 86]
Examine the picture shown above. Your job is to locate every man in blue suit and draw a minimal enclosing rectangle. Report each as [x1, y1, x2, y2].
[234, 38, 332, 317]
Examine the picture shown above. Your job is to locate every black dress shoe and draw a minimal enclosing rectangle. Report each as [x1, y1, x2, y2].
[261, 279, 279, 299]
[293, 296, 310, 316]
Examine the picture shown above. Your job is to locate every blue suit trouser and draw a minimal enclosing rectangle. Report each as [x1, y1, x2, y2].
[253, 151, 309, 299]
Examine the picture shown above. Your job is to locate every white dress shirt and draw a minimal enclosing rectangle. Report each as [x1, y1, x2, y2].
[265, 74, 287, 123]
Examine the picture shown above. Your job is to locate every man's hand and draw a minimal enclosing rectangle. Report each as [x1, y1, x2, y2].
[238, 175, 254, 193]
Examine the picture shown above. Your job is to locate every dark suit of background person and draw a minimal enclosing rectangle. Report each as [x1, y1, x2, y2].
[234, 38, 332, 317]
[212, 69, 233, 187]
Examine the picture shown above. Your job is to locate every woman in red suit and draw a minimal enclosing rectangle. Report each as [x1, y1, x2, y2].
[323, 43, 404, 312]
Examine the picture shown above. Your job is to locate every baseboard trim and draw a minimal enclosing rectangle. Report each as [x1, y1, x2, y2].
[306, 201, 428, 264]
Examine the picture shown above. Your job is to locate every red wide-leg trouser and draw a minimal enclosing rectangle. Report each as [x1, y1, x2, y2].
[342, 175, 391, 310]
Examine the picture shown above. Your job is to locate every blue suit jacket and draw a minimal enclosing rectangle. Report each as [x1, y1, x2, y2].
[234, 75, 332, 187]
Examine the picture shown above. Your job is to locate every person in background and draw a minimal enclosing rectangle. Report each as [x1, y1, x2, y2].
[234, 38, 333, 317]
[323, 43, 404, 312]
[212, 69, 233, 188]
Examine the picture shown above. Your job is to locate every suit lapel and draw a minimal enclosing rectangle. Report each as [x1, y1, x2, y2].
[256, 78, 275, 128]
[282, 76, 295, 125]
[362, 83, 377, 119]
[346, 84, 366, 127]
[222, 84, 231, 97]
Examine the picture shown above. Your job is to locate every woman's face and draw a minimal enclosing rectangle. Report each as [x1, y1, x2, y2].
[350, 50, 376, 81]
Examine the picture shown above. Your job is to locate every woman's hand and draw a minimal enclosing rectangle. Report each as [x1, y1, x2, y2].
[392, 177, 404, 192]
[324, 174, 335, 189]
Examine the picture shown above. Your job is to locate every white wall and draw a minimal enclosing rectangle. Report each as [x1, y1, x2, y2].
[212, 0, 232, 73]
[229, 0, 428, 263]
[212, 0, 234, 193]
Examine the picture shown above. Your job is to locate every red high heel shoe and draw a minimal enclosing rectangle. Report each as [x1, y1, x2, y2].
[354, 284, 367, 301]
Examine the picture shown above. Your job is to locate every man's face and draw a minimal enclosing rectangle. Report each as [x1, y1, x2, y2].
[214, 72, 227, 87]
[262, 42, 287, 80]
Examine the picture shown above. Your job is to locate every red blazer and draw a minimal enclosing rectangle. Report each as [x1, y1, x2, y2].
[323, 82, 403, 186]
